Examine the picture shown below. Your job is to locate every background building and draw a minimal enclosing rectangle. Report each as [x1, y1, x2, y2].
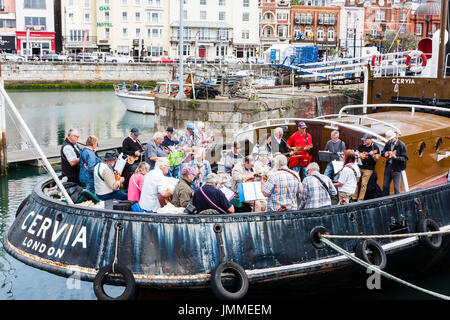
[232, 0, 260, 60]
[291, 3, 340, 59]
[259, 0, 291, 55]
[0, 0, 17, 53]
[339, 6, 363, 57]
[410, 0, 441, 39]
[15, 0, 55, 56]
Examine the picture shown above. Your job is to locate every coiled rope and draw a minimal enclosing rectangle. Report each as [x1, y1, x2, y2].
[319, 236, 450, 300]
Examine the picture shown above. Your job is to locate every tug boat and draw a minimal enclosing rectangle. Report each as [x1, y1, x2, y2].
[2, 103, 449, 300]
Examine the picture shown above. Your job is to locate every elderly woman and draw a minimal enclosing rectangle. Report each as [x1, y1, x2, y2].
[128, 162, 150, 202]
[196, 121, 214, 148]
[334, 150, 361, 204]
[79, 135, 101, 193]
[144, 131, 168, 170]
[172, 166, 196, 208]
[183, 147, 212, 189]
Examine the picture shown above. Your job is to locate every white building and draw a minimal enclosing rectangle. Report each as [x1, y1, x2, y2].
[232, 0, 259, 59]
[61, 0, 170, 59]
[15, 0, 55, 56]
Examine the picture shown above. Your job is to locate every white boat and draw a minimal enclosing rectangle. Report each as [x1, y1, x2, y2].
[114, 84, 156, 114]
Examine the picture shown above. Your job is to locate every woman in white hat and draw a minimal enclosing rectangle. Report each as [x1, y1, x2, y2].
[380, 130, 409, 196]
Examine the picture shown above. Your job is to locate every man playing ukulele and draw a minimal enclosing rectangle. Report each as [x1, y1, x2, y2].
[381, 130, 408, 196]
[352, 133, 380, 202]
[286, 121, 313, 179]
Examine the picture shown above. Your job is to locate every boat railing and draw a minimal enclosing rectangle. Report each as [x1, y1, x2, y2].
[338, 103, 450, 118]
[315, 114, 402, 135]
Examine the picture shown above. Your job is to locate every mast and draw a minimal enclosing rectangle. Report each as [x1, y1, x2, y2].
[437, 0, 448, 78]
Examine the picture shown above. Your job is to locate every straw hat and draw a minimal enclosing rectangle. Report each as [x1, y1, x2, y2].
[385, 130, 397, 141]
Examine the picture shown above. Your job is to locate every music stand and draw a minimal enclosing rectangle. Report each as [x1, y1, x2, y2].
[318, 151, 343, 162]
[289, 154, 312, 169]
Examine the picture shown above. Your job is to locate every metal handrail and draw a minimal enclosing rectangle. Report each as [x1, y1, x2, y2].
[338, 103, 450, 117]
[315, 114, 402, 135]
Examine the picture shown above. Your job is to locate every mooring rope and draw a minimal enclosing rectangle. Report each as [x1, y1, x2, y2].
[319, 236, 450, 300]
[321, 229, 450, 239]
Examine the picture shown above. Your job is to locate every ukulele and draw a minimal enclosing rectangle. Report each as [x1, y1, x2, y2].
[127, 155, 140, 165]
[359, 149, 378, 160]
[385, 150, 397, 160]
[285, 144, 314, 156]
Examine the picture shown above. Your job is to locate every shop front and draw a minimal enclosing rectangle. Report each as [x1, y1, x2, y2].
[0, 35, 16, 53]
[234, 44, 258, 59]
[16, 31, 55, 57]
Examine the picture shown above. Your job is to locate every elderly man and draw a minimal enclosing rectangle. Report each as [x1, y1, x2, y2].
[254, 151, 273, 178]
[140, 158, 174, 212]
[122, 127, 144, 161]
[261, 155, 302, 212]
[192, 173, 235, 214]
[93, 152, 127, 201]
[145, 132, 168, 170]
[224, 141, 244, 173]
[60, 128, 81, 183]
[381, 130, 408, 196]
[179, 123, 200, 153]
[271, 127, 289, 155]
[352, 133, 381, 202]
[172, 166, 196, 208]
[323, 130, 346, 179]
[299, 162, 337, 209]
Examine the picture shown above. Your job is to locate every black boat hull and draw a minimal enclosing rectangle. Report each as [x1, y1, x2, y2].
[3, 179, 450, 296]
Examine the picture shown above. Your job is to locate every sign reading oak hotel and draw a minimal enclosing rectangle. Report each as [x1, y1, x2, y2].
[97, 5, 112, 27]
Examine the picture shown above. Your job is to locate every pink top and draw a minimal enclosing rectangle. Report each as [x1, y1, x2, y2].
[127, 173, 145, 202]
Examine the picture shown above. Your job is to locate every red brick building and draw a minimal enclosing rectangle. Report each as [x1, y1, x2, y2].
[410, 0, 441, 39]
[290, 4, 340, 57]
[259, 0, 291, 53]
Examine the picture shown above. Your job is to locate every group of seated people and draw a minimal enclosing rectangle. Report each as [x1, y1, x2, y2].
[60, 121, 408, 214]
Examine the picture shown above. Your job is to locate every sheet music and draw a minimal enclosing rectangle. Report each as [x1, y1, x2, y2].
[239, 182, 266, 201]
[331, 160, 344, 173]
[163, 176, 179, 190]
[219, 186, 236, 201]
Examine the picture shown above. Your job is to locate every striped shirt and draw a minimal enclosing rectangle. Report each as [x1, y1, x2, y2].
[299, 172, 337, 209]
[263, 166, 302, 211]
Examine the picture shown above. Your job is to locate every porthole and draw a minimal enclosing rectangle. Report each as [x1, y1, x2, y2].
[418, 141, 426, 157]
[435, 138, 442, 152]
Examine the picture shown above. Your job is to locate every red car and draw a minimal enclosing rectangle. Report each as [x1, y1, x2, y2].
[155, 55, 174, 63]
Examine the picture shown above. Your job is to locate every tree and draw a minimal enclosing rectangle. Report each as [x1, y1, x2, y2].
[381, 31, 419, 53]
[290, 0, 305, 5]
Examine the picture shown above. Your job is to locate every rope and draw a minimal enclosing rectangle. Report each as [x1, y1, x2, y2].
[112, 223, 121, 273]
[320, 236, 450, 300]
[321, 229, 450, 240]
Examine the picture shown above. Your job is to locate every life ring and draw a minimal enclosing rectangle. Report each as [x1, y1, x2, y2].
[355, 239, 387, 270]
[93, 263, 136, 300]
[417, 218, 442, 250]
[406, 50, 427, 73]
[371, 54, 383, 67]
[211, 262, 249, 300]
[16, 195, 31, 218]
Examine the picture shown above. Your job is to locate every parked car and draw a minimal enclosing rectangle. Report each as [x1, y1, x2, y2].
[222, 55, 243, 64]
[155, 55, 175, 63]
[186, 56, 206, 64]
[1, 52, 26, 62]
[107, 54, 134, 63]
[91, 52, 108, 62]
[41, 53, 68, 62]
[247, 56, 264, 64]
[75, 53, 96, 62]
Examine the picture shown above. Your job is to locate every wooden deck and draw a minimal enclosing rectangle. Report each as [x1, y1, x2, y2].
[7, 133, 153, 167]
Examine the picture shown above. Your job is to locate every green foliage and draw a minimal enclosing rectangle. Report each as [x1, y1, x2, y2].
[4, 82, 157, 90]
[188, 99, 200, 109]
[381, 31, 419, 52]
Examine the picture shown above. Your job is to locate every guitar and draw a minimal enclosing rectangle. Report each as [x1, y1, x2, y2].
[127, 155, 140, 165]
[158, 194, 172, 207]
[284, 144, 314, 156]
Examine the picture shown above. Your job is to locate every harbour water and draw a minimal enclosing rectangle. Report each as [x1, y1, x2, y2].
[0, 89, 449, 300]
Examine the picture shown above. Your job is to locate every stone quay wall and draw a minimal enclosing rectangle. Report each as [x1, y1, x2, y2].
[0, 61, 269, 84]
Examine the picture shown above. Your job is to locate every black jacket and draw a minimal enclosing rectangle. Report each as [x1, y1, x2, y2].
[122, 136, 143, 156]
[381, 139, 408, 171]
[60, 138, 80, 179]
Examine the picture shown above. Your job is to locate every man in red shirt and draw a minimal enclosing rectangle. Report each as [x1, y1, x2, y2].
[287, 121, 312, 179]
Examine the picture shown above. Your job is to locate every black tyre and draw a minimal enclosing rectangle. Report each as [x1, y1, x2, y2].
[355, 239, 387, 270]
[417, 218, 442, 250]
[93, 263, 136, 300]
[211, 262, 248, 300]
[16, 195, 31, 218]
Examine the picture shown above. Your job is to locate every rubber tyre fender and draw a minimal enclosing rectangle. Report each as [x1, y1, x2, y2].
[93, 263, 136, 300]
[417, 218, 442, 250]
[16, 195, 31, 218]
[211, 262, 249, 300]
[355, 239, 387, 270]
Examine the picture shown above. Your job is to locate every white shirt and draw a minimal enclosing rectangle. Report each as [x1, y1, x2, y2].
[62, 144, 79, 162]
[337, 163, 361, 194]
[139, 168, 172, 212]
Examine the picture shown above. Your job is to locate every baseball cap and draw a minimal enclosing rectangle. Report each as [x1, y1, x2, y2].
[297, 121, 307, 129]
[130, 128, 140, 136]
[186, 123, 195, 131]
[361, 133, 373, 140]
[166, 126, 174, 133]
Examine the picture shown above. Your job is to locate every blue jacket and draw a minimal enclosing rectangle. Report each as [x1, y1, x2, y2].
[79, 147, 101, 185]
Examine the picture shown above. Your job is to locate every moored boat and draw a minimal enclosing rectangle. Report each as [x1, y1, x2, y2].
[2, 104, 449, 300]
[114, 83, 156, 114]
